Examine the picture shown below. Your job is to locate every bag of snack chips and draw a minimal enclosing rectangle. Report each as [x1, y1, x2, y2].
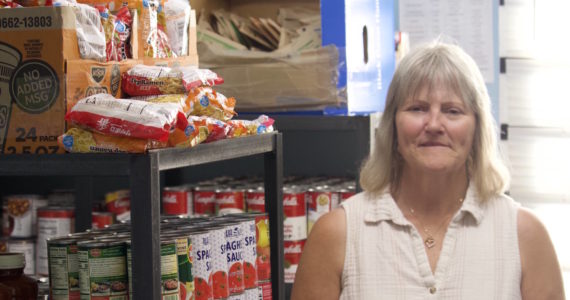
[227, 115, 275, 138]
[187, 87, 236, 121]
[65, 93, 187, 142]
[59, 127, 167, 153]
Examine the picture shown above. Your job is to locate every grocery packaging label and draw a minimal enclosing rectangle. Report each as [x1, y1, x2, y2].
[0, 7, 80, 154]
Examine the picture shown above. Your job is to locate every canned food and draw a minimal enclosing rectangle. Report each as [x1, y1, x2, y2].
[188, 229, 212, 300]
[258, 280, 272, 300]
[215, 188, 245, 216]
[218, 219, 244, 295]
[91, 212, 114, 230]
[245, 189, 265, 213]
[37, 207, 75, 276]
[104, 190, 130, 221]
[206, 225, 229, 299]
[250, 213, 270, 282]
[47, 237, 80, 299]
[307, 188, 339, 234]
[159, 238, 180, 300]
[163, 186, 194, 217]
[283, 240, 305, 284]
[7, 239, 35, 275]
[2, 195, 47, 238]
[193, 187, 216, 216]
[78, 239, 128, 300]
[162, 231, 193, 300]
[227, 216, 257, 292]
[339, 186, 356, 202]
[282, 189, 307, 241]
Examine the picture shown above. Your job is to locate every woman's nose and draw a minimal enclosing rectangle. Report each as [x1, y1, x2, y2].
[425, 110, 443, 132]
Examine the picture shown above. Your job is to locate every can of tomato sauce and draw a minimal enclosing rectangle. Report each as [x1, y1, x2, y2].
[78, 239, 128, 300]
[216, 218, 244, 296]
[162, 186, 194, 217]
[91, 212, 114, 230]
[283, 240, 305, 284]
[226, 215, 258, 299]
[193, 186, 216, 216]
[282, 188, 307, 242]
[37, 207, 75, 276]
[200, 224, 229, 300]
[47, 237, 80, 300]
[2, 195, 47, 238]
[215, 188, 246, 216]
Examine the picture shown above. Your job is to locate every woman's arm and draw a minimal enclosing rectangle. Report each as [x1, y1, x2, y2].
[290, 208, 347, 300]
[518, 207, 565, 299]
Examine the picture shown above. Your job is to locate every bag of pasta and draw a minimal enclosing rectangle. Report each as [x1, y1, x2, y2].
[169, 116, 228, 147]
[180, 67, 224, 90]
[121, 65, 185, 96]
[131, 94, 191, 116]
[100, 6, 133, 62]
[65, 93, 187, 142]
[59, 127, 167, 153]
[227, 115, 275, 138]
[187, 87, 236, 121]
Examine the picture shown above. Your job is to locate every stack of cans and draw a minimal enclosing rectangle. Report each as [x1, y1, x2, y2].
[46, 213, 272, 300]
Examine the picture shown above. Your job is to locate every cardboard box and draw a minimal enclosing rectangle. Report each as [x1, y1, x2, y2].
[190, 0, 395, 114]
[0, 6, 198, 154]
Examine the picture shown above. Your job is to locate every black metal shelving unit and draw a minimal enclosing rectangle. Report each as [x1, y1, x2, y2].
[0, 132, 284, 300]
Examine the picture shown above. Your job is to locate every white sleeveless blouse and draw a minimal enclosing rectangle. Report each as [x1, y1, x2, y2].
[339, 185, 522, 299]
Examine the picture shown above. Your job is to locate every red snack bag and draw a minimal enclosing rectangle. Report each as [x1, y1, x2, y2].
[100, 6, 133, 62]
[65, 93, 186, 142]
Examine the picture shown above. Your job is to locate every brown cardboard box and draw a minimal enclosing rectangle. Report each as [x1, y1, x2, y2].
[0, 6, 198, 154]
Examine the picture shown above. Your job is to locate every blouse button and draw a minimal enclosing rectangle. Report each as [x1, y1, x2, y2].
[429, 286, 437, 294]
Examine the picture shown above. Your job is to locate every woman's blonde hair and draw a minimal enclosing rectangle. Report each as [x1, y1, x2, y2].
[359, 41, 510, 201]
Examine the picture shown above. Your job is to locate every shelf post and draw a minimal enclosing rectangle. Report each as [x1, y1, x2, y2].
[74, 177, 94, 231]
[129, 154, 161, 300]
[264, 133, 284, 300]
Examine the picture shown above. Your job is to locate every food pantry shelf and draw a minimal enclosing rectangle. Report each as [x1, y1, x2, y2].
[0, 132, 284, 300]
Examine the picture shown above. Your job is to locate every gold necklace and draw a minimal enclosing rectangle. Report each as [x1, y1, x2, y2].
[405, 198, 463, 249]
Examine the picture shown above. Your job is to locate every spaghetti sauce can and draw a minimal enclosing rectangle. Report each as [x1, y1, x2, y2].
[203, 224, 229, 299]
[193, 187, 216, 216]
[187, 228, 212, 300]
[226, 215, 258, 292]
[37, 207, 75, 276]
[218, 219, 244, 296]
[163, 186, 194, 217]
[215, 188, 245, 216]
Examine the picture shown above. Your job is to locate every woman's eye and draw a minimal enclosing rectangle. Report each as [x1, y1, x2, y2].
[408, 106, 424, 112]
[447, 108, 462, 115]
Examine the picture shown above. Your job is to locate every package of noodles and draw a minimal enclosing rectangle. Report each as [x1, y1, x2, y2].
[100, 6, 133, 62]
[132, 94, 190, 115]
[59, 127, 167, 153]
[180, 67, 224, 90]
[187, 87, 236, 121]
[168, 116, 207, 148]
[227, 115, 275, 138]
[65, 93, 187, 142]
[122, 65, 184, 96]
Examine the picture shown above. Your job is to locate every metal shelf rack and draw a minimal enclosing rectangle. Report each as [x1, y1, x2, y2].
[0, 132, 284, 300]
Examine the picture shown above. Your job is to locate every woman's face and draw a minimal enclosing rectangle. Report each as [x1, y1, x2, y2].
[395, 83, 476, 175]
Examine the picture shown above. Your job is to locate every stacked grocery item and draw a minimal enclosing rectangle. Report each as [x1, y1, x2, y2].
[46, 213, 271, 300]
[59, 64, 275, 153]
[161, 175, 356, 285]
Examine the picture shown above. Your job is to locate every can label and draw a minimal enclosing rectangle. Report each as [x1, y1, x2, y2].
[244, 288, 259, 300]
[78, 244, 128, 299]
[8, 240, 35, 275]
[194, 190, 216, 216]
[239, 219, 257, 290]
[105, 190, 130, 215]
[210, 227, 229, 299]
[258, 280, 272, 300]
[48, 242, 80, 300]
[190, 231, 212, 300]
[173, 236, 193, 300]
[245, 191, 265, 213]
[284, 240, 305, 284]
[254, 215, 271, 282]
[307, 191, 338, 234]
[283, 193, 306, 241]
[223, 223, 244, 295]
[91, 212, 114, 230]
[37, 209, 74, 276]
[163, 188, 193, 216]
[161, 241, 180, 300]
[228, 294, 245, 300]
[216, 191, 245, 216]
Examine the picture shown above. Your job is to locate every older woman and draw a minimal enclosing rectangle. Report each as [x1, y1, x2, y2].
[291, 42, 565, 299]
